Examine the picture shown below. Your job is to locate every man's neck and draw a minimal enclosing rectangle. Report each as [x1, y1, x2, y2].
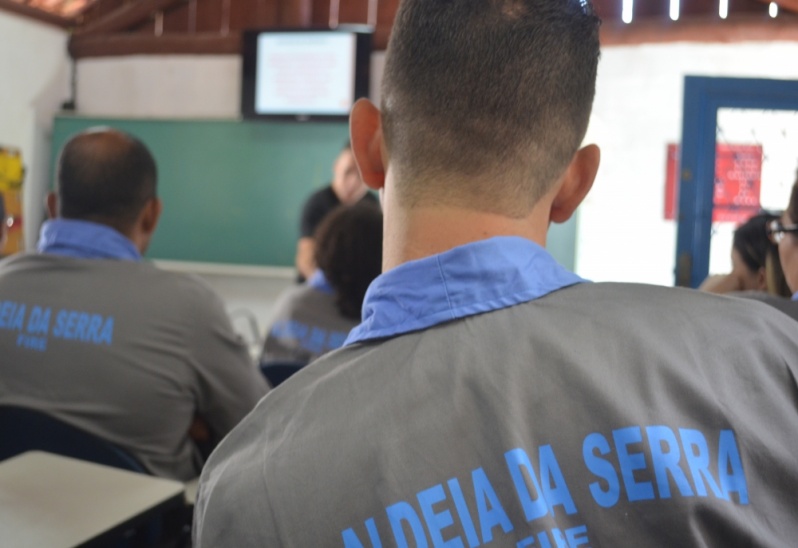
[381, 203, 552, 272]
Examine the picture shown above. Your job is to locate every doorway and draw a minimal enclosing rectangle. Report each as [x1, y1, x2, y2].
[675, 75, 798, 287]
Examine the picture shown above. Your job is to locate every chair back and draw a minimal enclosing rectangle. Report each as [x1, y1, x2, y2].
[259, 360, 306, 387]
[0, 405, 146, 473]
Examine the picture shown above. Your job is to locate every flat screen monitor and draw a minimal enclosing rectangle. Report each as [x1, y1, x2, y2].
[241, 27, 373, 122]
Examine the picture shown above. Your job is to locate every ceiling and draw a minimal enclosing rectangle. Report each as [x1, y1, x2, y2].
[6, 0, 798, 23]
[2, 0, 796, 57]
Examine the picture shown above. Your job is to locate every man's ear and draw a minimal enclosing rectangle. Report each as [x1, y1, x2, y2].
[350, 98, 386, 191]
[140, 197, 162, 236]
[45, 192, 58, 219]
[550, 144, 600, 224]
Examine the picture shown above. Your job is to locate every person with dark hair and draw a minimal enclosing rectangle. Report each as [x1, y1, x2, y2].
[261, 203, 383, 365]
[295, 141, 378, 281]
[700, 211, 798, 320]
[194, 1, 798, 545]
[0, 127, 268, 481]
[699, 212, 791, 296]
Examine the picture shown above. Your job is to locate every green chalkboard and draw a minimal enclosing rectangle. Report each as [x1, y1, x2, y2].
[52, 116, 350, 267]
[51, 115, 578, 271]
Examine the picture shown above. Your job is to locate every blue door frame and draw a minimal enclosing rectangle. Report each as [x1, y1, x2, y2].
[675, 76, 798, 288]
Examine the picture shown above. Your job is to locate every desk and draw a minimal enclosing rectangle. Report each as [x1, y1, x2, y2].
[0, 451, 185, 548]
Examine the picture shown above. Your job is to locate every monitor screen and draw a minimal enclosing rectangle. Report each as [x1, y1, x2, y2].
[241, 27, 372, 122]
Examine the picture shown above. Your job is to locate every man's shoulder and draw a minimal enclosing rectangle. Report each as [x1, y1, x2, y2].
[536, 281, 794, 332]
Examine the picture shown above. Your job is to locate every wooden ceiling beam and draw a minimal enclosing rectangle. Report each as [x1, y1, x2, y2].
[68, 31, 241, 57]
[0, 0, 74, 28]
[279, 0, 312, 26]
[76, 0, 185, 36]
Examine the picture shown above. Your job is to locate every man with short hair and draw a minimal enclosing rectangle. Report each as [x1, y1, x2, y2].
[295, 142, 378, 281]
[194, 0, 798, 544]
[0, 128, 269, 481]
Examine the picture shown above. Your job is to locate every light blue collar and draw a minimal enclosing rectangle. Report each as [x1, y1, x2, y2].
[308, 270, 334, 294]
[792, 291, 798, 302]
[345, 236, 587, 345]
[37, 219, 141, 261]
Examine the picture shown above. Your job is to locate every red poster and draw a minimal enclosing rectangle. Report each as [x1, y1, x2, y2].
[664, 143, 762, 224]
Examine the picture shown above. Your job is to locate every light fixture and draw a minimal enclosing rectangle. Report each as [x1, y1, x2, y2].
[622, 0, 634, 24]
[670, 0, 680, 21]
[719, 0, 728, 19]
[769, 2, 779, 17]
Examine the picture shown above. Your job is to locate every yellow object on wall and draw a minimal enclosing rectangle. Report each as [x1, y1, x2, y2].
[0, 147, 25, 257]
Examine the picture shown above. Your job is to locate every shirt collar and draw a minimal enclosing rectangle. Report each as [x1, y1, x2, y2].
[792, 291, 798, 302]
[345, 236, 587, 345]
[37, 219, 141, 261]
[308, 270, 334, 294]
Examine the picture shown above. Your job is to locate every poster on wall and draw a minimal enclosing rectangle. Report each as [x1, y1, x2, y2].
[0, 147, 24, 257]
[664, 143, 763, 224]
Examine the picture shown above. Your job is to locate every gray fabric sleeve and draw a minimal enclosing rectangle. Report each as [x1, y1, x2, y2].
[186, 279, 270, 440]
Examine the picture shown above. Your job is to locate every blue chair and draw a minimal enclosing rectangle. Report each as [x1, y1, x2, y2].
[259, 360, 306, 387]
[0, 405, 146, 472]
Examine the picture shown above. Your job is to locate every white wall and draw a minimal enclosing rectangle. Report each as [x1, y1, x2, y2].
[76, 56, 241, 119]
[0, 10, 70, 249]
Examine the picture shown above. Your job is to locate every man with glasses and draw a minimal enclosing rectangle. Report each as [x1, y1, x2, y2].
[770, 178, 798, 301]
[194, 1, 798, 545]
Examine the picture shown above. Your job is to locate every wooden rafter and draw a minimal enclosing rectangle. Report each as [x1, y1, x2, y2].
[279, 0, 312, 26]
[76, 0, 185, 35]
[69, 31, 241, 57]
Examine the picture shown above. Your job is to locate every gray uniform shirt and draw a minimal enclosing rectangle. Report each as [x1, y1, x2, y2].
[194, 238, 798, 546]
[0, 253, 269, 480]
[262, 283, 358, 364]
[730, 290, 798, 322]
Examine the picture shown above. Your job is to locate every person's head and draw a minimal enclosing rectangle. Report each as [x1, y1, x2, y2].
[314, 204, 383, 320]
[351, 0, 601, 221]
[774, 177, 798, 295]
[330, 142, 368, 205]
[48, 127, 161, 253]
[731, 212, 789, 295]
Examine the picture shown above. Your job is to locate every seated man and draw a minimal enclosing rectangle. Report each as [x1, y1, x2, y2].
[194, 0, 798, 545]
[0, 127, 269, 481]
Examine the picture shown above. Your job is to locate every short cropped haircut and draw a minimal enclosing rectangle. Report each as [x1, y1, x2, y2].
[57, 128, 157, 230]
[314, 204, 383, 320]
[381, 0, 601, 216]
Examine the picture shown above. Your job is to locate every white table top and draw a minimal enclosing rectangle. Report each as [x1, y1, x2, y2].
[0, 451, 185, 548]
